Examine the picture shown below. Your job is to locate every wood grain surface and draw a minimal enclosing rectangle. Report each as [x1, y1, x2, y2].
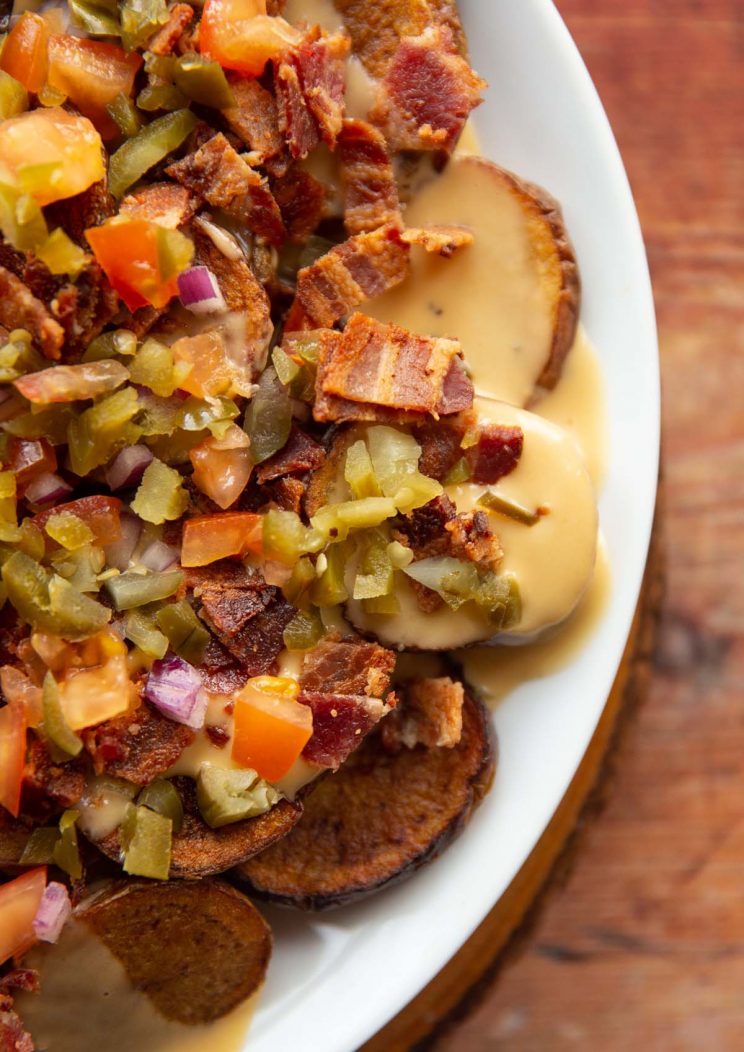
[429, 2, 744, 1049]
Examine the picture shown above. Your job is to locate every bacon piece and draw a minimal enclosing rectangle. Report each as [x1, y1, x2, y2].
[197, 636, 248, 695]
[338, 119, 401, 235]
[22, 738, 86, 818]
[392, 494, 456, 560]
[83, 703, 195, 784]
[148, 2, 194, 55]
[255, 426, 326, 484]
[299, 635, 396, 699]
[223, 76, 284, 161]
[45, 179, 115, 246]
[0, 266, 64, 360]
[466, 424, 524, 484]
[381, 676, 464, 751]
[166, 134, 286, 245]
[400, 224, 474, 257]
[0, 971, 39, 998]
[412, 418, 465, 481]
[200, 584, 272, 639]
[271, 167, 327, 243]
[295, 225, 409, 328]
[370, 26, 485, 153]
[206, 594, 295, 676]
[314, 312, 473, 422]
[0, 1009, 34, 1052]
[299, 691, 387, 769]
[275, 58, 319, 160]
[261, 475, 305, 514]
[445, 509, 503, 570]
[120, 183, 199, 228]
[294, 31, 349, 148]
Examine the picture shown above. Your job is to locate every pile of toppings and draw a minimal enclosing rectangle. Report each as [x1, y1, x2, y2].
[0, 0, 507, 990]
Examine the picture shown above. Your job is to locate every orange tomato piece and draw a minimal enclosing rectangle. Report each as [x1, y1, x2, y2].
[200, 0, 301, 76]
[34, 495, 123, 548]
[0, 868, 47, 966]
[0, 699, 27, 818]
[181, 513, 263, 567]
[86, 218, 180, 311]
[59, 652, 134, 731]
[6, 439, 57, 495]
[47, 35, 142, 140]
[190, 436, 253, 510]
[0, 12, 49, 94]
[171, 333, 234, 398]
[232, 677, 313, 781]
[0, 108, 104, 207]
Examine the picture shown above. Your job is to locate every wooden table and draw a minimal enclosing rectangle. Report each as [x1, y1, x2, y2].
[365, 2, 744, 1047]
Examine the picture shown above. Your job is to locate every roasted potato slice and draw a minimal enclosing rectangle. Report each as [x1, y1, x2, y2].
[235, 691, 494, 909]
[367, 157, 581, 406]
[90, 776, 302, 879]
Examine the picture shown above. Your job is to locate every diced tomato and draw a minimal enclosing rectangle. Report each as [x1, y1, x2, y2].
[0, 108, 104, 207]
[0, 868, 47, 966]
[33, 495, 123, 547]
[190, 435, 253, 510]
[86, 218, 187, 311]
[60, 652, 134, 731]
[0, 699, 27, 818]
[181, 512, 263, 567]
[6, 439, 57, 496]
[0, 667, 43, 730]
[47, 35, 142, 141]
[232, 676, 313, 781]
[0, 13, 49, 94]
[171, 333, 234, 398]
[200, 0, 301, 76]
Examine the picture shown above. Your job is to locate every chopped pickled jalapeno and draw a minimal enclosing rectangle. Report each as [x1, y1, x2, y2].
[281, 556, 316, 608]
[68, 0, 121, 37]
[125, 609, 169, 659]
[344, 440, 382, 500]
[196, 764, 281, 829]
[53, 810, 83, 880]
[129, 338, 176, 397]
[20, 827, 60, 865]
[0, 71, 28, 121]
[178, 396, 238, 433]
[477, 491, 542, 526]
[82, 328, 138, 363]
[105, 569, 183, 611]
[353, 530, 394, 601]
[172, 53, 235, 109]
[131, 459, 189, 525]
[443, 456, 472, 485]
[67, 386, 141, 476]
[51, 545, 105, 594]
[311, 497, 398, 541]
[106, 92, 144, 139]
[137, 778, 184, 834]
[283, 607, 323, 651]
[108, 109, 198, 199]
[311, 541, 348, 607]
[263, 509, 322, 565]
[0, 184, 48, 253]
[42, 671, 83, 759]
[35, 228, 88, 277]
[155, 599, 210, 664]
[244, 367, 292, 464]
[121, 804, 172, 880]
[271, 346, 300, 387]
[403, 557, 521, 627]
[2, 551, 111, 640]
[120, 0, 168, 50]
[44, 512, 94, 551]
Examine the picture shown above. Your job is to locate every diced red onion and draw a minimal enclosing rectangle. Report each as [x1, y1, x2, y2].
[106, 445, 154, 492]
[145, 653, 207, 729]
[104, 511, 142, 571]
[24, 472, 73, 506]
[32, 882, 71, 944]
[140, 540, 179, 572]
[177, 266, 227, 315]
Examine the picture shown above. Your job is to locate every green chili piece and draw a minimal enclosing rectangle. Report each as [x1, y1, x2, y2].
[82, 328, 138, 363]
[68, 0, 121, 36]
[20, 827, 60, 865]
[281, 556, 316, 609]
[310, 541, 348, 607]
[122, 804, 172, 880]
[53, 810, 83, 880]
[178, 396, 238, 432]
[283, 607, 323, 652]
[67, 386, 141, 476]
[129, 338, 175, 397]
[131, 459, 189, 525]
[244, 367, 292, 464]
[106, 92, 144, 139]
[17, 520, 45, 562]
[105, 569, 183, 611]
[42, 671, 83, 759]
[0, 71, 28, 120]
[51, 544, 105, 594]
[344, 440, 382, 500]
[137, 83, 188, 112]
[443, 456, 472, 486]
[311, 497, 398, 541]
[172, 53, 235, 109]
[125, 609, 169, 659]
[0, 184, 48, 253]
[2, 551, 111, 640]
[271, 346, 300, 387]
[477, 491, 541, 527]
[108, 109, 198, 199]
[120, 0, 168, 50]
[263, 509, 323, 565]
[196, 764, 281, 829]
[353, 530, 394, 600]
[6, 405, 75, 444]
[137, 778, 184, 834]
[45, 512, 94, 551]
[35, 228, 88, 277]
[155, 599, 209, 664]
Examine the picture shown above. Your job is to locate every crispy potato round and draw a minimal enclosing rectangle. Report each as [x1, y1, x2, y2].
[235, 691, 495, 909]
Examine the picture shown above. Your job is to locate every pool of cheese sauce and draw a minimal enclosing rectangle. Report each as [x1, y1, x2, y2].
[17, 7, 609, 1048]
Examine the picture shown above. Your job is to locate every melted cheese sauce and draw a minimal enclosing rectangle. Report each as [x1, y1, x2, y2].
[15, 922, 259, 1052]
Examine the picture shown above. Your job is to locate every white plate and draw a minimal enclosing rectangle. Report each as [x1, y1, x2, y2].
[248, 2, 659, 1049]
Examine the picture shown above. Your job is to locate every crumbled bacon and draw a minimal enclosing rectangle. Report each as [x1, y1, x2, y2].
[45, 179, 115, 246]
[381, 676, 464, 751]
[205, 723, 230, 748]
[466, 424, 524, 484]
[120, 183, 199, 228]
[200, 582, 272, 639]
[197, 636, 248, 695]
[83, 702, 195, 784]
[166, 134, 286, 245]
[299, 691, 387, 769]
[275, 58, 320, 160]
[223, 76, 284, 162]
[271, 167, 327, 243]
[294, 31, 349, 148]
[412, 418, 465, 480]
[392, 494, 456, 560]
[445, 509, 503, 570]
[313, 312, 473, 422]
[299, 635, 396, 699]
[400, 224, 474, 257]
[22, 739, 86, 818]
[0, 1009, 34, 1052]
[147, 2, 194, 55]
[370, 26, 485, 153]
[338, 119, 402, 235]
[0, 972, 39, 998]
[295, 225, 409, 328]
[51, 262, 119, 359]
[255, 426, 326, 484]
[0, 266, 64, 360]
[260, 475, 306, 514]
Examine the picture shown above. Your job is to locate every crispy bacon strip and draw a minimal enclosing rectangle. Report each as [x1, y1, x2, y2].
[338, 119, 402, 235]
[0, 265, 64, 360]
[222, 76, 284, 162]
[299, 635, 395, 698]
[400, 224, 474, 257]
[313, 312, 473, 422]
[466, 424, 524, 484]
[120, 182, 199, 228]
[166, 133, 285, 245]
[294, 31, 349, 148]
[271, 166, 326, 243]
[381, 676, 464, 750]
[275, 58, 320, 160]
[370, 26, 485, 153]
[255, 426, 326, 484]
[299, 691, 388, 769]
[295, 225, 409, 327]
[147, 2, 194, 55]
